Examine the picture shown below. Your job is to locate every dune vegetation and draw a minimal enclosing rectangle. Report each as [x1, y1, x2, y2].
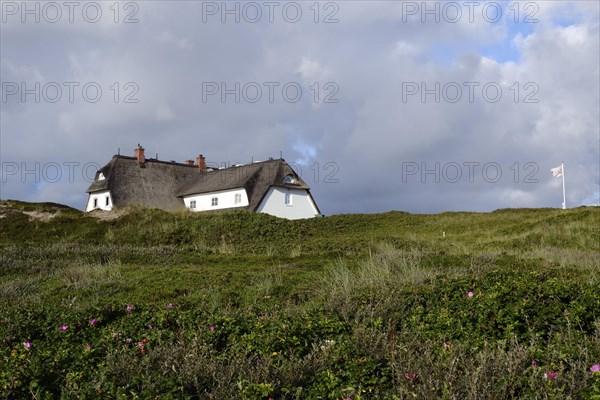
[1, 200, 599, 399]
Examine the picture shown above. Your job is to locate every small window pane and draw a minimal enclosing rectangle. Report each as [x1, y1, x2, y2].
[105, 196, 110, 206]
[285, 193, 292, 205]
[190, 200, 196, 209]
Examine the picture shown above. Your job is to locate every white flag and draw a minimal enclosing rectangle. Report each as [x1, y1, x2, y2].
[551, 165, 563, 177]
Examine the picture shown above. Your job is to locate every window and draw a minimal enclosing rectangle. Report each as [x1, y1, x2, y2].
[234, 193, 242, 204]
[283, 175, 296, 184]
[211, 197, 218, 207]
[93, 198, 98, 208]
[105, 196, 110, 206]
[190, 200, 196, 209]
[285, 193, 292, 206]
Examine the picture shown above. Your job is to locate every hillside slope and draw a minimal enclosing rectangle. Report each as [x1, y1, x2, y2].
[1, 202, 599, 398]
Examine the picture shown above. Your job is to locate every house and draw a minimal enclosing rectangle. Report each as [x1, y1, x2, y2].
[85, 145, 321, 220]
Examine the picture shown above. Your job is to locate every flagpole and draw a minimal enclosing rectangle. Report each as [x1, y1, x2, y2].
[561, 161, 566, 209]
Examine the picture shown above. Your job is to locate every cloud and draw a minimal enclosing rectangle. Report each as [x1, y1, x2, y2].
[1, 1, 598, 214]
[157, 30, 194, 50]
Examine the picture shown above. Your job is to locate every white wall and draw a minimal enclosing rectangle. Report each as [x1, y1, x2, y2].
[255, 187, 320, 220]
[85, 190, 113, 212]
[183, 188, 248, 212]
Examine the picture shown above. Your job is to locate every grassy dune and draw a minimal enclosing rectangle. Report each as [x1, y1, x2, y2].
[1, 200, 599, 399]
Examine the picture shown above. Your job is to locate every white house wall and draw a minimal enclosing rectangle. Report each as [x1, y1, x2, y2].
[85, 190, 113, 212]
[256, 187, 320, 220]
[183, 188, 248, 212]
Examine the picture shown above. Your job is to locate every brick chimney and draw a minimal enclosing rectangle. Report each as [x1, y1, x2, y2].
[134, 144, 145, 164]
[196, 154, 206, 171]
[185, 160, 195, 166]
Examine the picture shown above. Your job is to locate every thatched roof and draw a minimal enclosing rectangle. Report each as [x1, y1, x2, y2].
[177, 159, 311, 211]
[86, 156, 200, 211]
[86, 156, 316, 212]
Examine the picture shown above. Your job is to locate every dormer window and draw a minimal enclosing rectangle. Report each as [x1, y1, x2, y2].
[98, 172, 105, 181]
[283, 175, 296, 184]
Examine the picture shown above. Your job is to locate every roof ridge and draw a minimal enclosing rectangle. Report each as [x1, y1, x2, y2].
[110, 155, 285, 170]
[204, 158, 285, 173]
[112, 155, 198, 168]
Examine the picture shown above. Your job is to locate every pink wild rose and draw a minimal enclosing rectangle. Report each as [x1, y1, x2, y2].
[467, 291, 474, 298]
[126, 305, 133, 312]
[591, 364, 600, 373]
[89, 318, 97, 326]
[23, 342, 32, 348]
[544, 372, 558, 379]
[59, 325, 69, 331]
[167, 303, 174, 309]
[210, 325, 215, 331]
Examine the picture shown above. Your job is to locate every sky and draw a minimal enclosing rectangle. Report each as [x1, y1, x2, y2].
[1, 0, 599, 215]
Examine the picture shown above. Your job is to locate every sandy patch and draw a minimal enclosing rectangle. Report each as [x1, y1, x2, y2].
[23, 211, 60, 221]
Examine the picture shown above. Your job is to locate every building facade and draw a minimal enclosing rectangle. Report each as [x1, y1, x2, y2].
[85, 145, 321, 220]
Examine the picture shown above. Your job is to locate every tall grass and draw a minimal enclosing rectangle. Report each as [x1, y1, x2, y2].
[56, 259, 122, 289]
[322, 244, 439, 315]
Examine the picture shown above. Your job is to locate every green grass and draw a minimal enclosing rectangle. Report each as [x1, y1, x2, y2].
[1, 201, 599, 399]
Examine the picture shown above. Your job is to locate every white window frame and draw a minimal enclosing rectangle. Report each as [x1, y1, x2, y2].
[285, 192, 292, 206]
[105, 196, 110, 206]
[234, 193, 242, 204]
[211, 197, 218, 207]
[190, 200, 196, 209]
[93, 198, 98, 208]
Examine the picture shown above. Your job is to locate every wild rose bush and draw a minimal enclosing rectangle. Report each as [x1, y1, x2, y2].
[2, 268, 598, 399]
